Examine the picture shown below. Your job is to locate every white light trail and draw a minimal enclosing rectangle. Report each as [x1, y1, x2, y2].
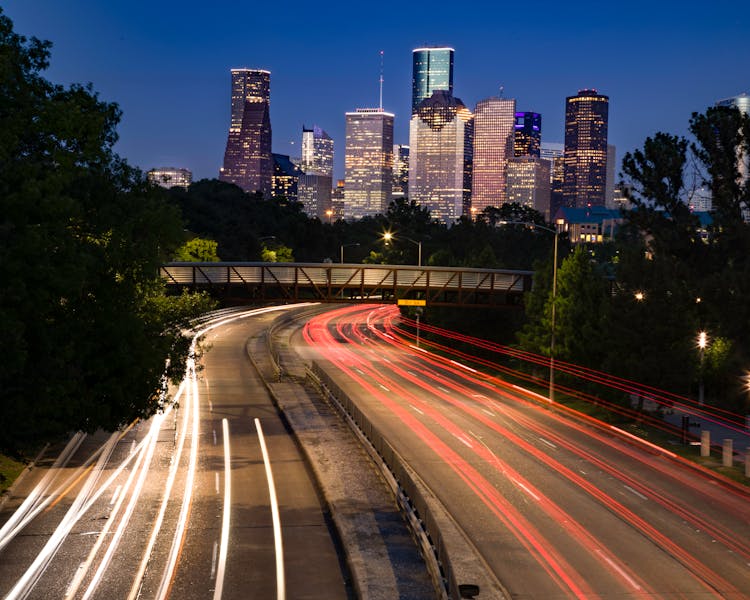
[255, 418, 285, 600]
[213, 418, 232, 600]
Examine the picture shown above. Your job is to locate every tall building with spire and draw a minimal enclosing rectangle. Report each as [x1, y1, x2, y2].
[563, 89, 609, 207]
[411, 47, 454, 114]
[219, 69, 273, 197]
[344, 109, 394, 219]
[471, 96, 516, 212]
[409, 90, 473, 224]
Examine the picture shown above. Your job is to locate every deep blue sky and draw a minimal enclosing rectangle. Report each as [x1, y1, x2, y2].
[4, 1, 748, 183]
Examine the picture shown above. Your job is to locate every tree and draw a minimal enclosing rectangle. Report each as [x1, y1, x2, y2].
[0, 10, 214, 451]
[173, 237, 220, 262]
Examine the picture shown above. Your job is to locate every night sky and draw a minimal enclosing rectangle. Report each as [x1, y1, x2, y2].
[4, 0, 748, 183]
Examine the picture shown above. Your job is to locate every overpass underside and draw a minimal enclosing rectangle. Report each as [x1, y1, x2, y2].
[160, 263, 533, 309]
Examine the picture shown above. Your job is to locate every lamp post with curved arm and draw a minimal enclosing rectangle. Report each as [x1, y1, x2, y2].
[382, 232, 422, 266]
[499, 220, 559, 402]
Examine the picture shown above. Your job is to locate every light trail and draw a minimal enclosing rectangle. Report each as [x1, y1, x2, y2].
[213, 418, 232, 600]
[255, 418, 286, 600]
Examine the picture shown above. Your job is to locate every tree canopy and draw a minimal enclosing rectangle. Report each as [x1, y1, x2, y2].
[0, 10, 214, 452]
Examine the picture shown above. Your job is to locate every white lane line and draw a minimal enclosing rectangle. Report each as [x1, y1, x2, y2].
[472, 393, 488, 399]
[213, 429, 217, 446]
[411, 405, 424, 415]
[213, 419, 232, 600]
[454, 434, 473, 448]
[210, 541, 218, 579]
[623, 485, 648, 501]
[130, 440, 136, 455]
[255, 418, 285, 600]
[595, 549, 643, 591]
[379, 384, 390, 392]
[215, 472, 220, 494]
[450, 359, 478, 373]
[110, 485, 122, 505]
[407, 371, 417, 376]
[481, 408, 495, 417]
[437, 386, 451, 394]
[511, 478, 541, 502]
[539, 438, 557, 449]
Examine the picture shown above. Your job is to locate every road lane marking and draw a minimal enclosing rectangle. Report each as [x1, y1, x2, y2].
[623, 485, 648, 501]
[379, 384, 390, 392]
[411, 405, 424, 415]
[539, 438, 557, 449]
[255, 418, 286, 600]
[110, 485, 122, 505]
[511, 478, 541, 501]
[437, 386, 451, 394]
[215, 472, 220, 494]
[213, 418, 231, 600]
[210, 541, 218, 579]
[595, 549, 643, 591]
[450, 359, 478, 373]
[481, 409, 495, 417]
[454, 434, 473, 448]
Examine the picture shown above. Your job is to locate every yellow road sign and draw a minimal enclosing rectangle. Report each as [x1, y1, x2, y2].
[397, 299, 426, 306]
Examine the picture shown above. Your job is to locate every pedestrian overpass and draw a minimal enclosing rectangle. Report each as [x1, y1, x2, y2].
[160, 262, 533, 308]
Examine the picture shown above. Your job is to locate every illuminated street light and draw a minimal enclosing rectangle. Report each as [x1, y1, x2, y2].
[634, 291, 645, 302]
[498, 220, 558, 402]
[382, 232, 422, 266]
[697, 331, 708, 405]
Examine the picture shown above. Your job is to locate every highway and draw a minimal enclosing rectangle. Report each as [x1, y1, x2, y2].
[1, 305, 427, 600]
[301, 304, 750, 599]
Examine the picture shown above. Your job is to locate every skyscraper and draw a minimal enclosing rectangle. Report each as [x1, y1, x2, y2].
[411, 47, 454, 114]
[344, 108, 394, 219]
[409, 90, 473, 224]
[301, 125, 334, 177]
[272, 153, 302, 202]
[471, 96, 516, 212]
[219, 69, 273, 197]
[299, 125, 334, 219]
[563, 89, 609, 207]
[392, 144, 410, 198]
[506, 157, 551, 220]
[514, 111, 542, 158]
[541, 142, 565, 219]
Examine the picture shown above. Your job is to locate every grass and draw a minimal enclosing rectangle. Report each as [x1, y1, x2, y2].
[0, 453, 29, 495]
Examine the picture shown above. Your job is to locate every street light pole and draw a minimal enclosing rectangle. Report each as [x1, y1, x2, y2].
[382, 232, 422, 266]
[340, 243, 360, 264]
[698, 331, 707, 405]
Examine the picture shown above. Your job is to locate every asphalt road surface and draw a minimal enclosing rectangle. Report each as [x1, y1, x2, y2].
[300, 304, 750, 599]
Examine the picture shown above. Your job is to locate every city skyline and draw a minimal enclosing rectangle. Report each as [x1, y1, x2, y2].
[4, 1, 747, 185]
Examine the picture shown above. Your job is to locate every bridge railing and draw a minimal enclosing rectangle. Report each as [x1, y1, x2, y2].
[160, 262, 533, 308]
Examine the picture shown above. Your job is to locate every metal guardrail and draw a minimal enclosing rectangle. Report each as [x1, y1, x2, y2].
[160, 262, 533, 308]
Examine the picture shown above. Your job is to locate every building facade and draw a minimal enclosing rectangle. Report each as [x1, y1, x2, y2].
[717, 92, 750, 190]
[541, 142, 565, 218]
[411, 47, 454, 114]
[563, 89, 609, 208]
[301, 125, 334, 177]
[506, 157, 551, 220]
[219, 68, 273, 196]
[147, 167, 192, 190]
[344, 109, 394, 219]
[514, 111, 542, 157]
[471, 96, 516, 212]
[409, 90, 473, 224]
[271, 153, 302, 202]
[392, 144, 410, 198]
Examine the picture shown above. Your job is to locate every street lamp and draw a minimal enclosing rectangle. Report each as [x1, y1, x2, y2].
[498, 220, 559, 402]
[340, 242, 360, 264]
[697, 330, 708, 405]
[382, 232, 422, 266]
[325, 209, 333, 224]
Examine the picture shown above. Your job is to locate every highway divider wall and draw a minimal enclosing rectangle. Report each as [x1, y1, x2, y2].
[308, 360, 506, 600]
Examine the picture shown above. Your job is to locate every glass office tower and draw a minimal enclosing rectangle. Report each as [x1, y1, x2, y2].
[344, 109, 394, 219]
[219, 69, 273, 197]
[514, 111, 542, 157]
[409, 91, 473, 224]
[471, 97, 516, 212]
[563, 89, 609, 207]
[412, 47, 454, 114]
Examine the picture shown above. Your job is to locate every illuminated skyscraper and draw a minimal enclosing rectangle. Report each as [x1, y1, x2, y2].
[563, 89, 609, 207]
[541, 142, 565, 218]
[412, 47, 454, 114]
[471, 96, 516, 212]
[514, 111, 541, 157]
[219, 68, 273, 197]
[717, 92, 750, 184]
[409, 91, 473, 224]
[272, 153, 302, 202]
[506, 157, 551, 220]
[344, 109, 394, 219]
[301, 125, 334, 177]
[299, 125, 334, 219]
